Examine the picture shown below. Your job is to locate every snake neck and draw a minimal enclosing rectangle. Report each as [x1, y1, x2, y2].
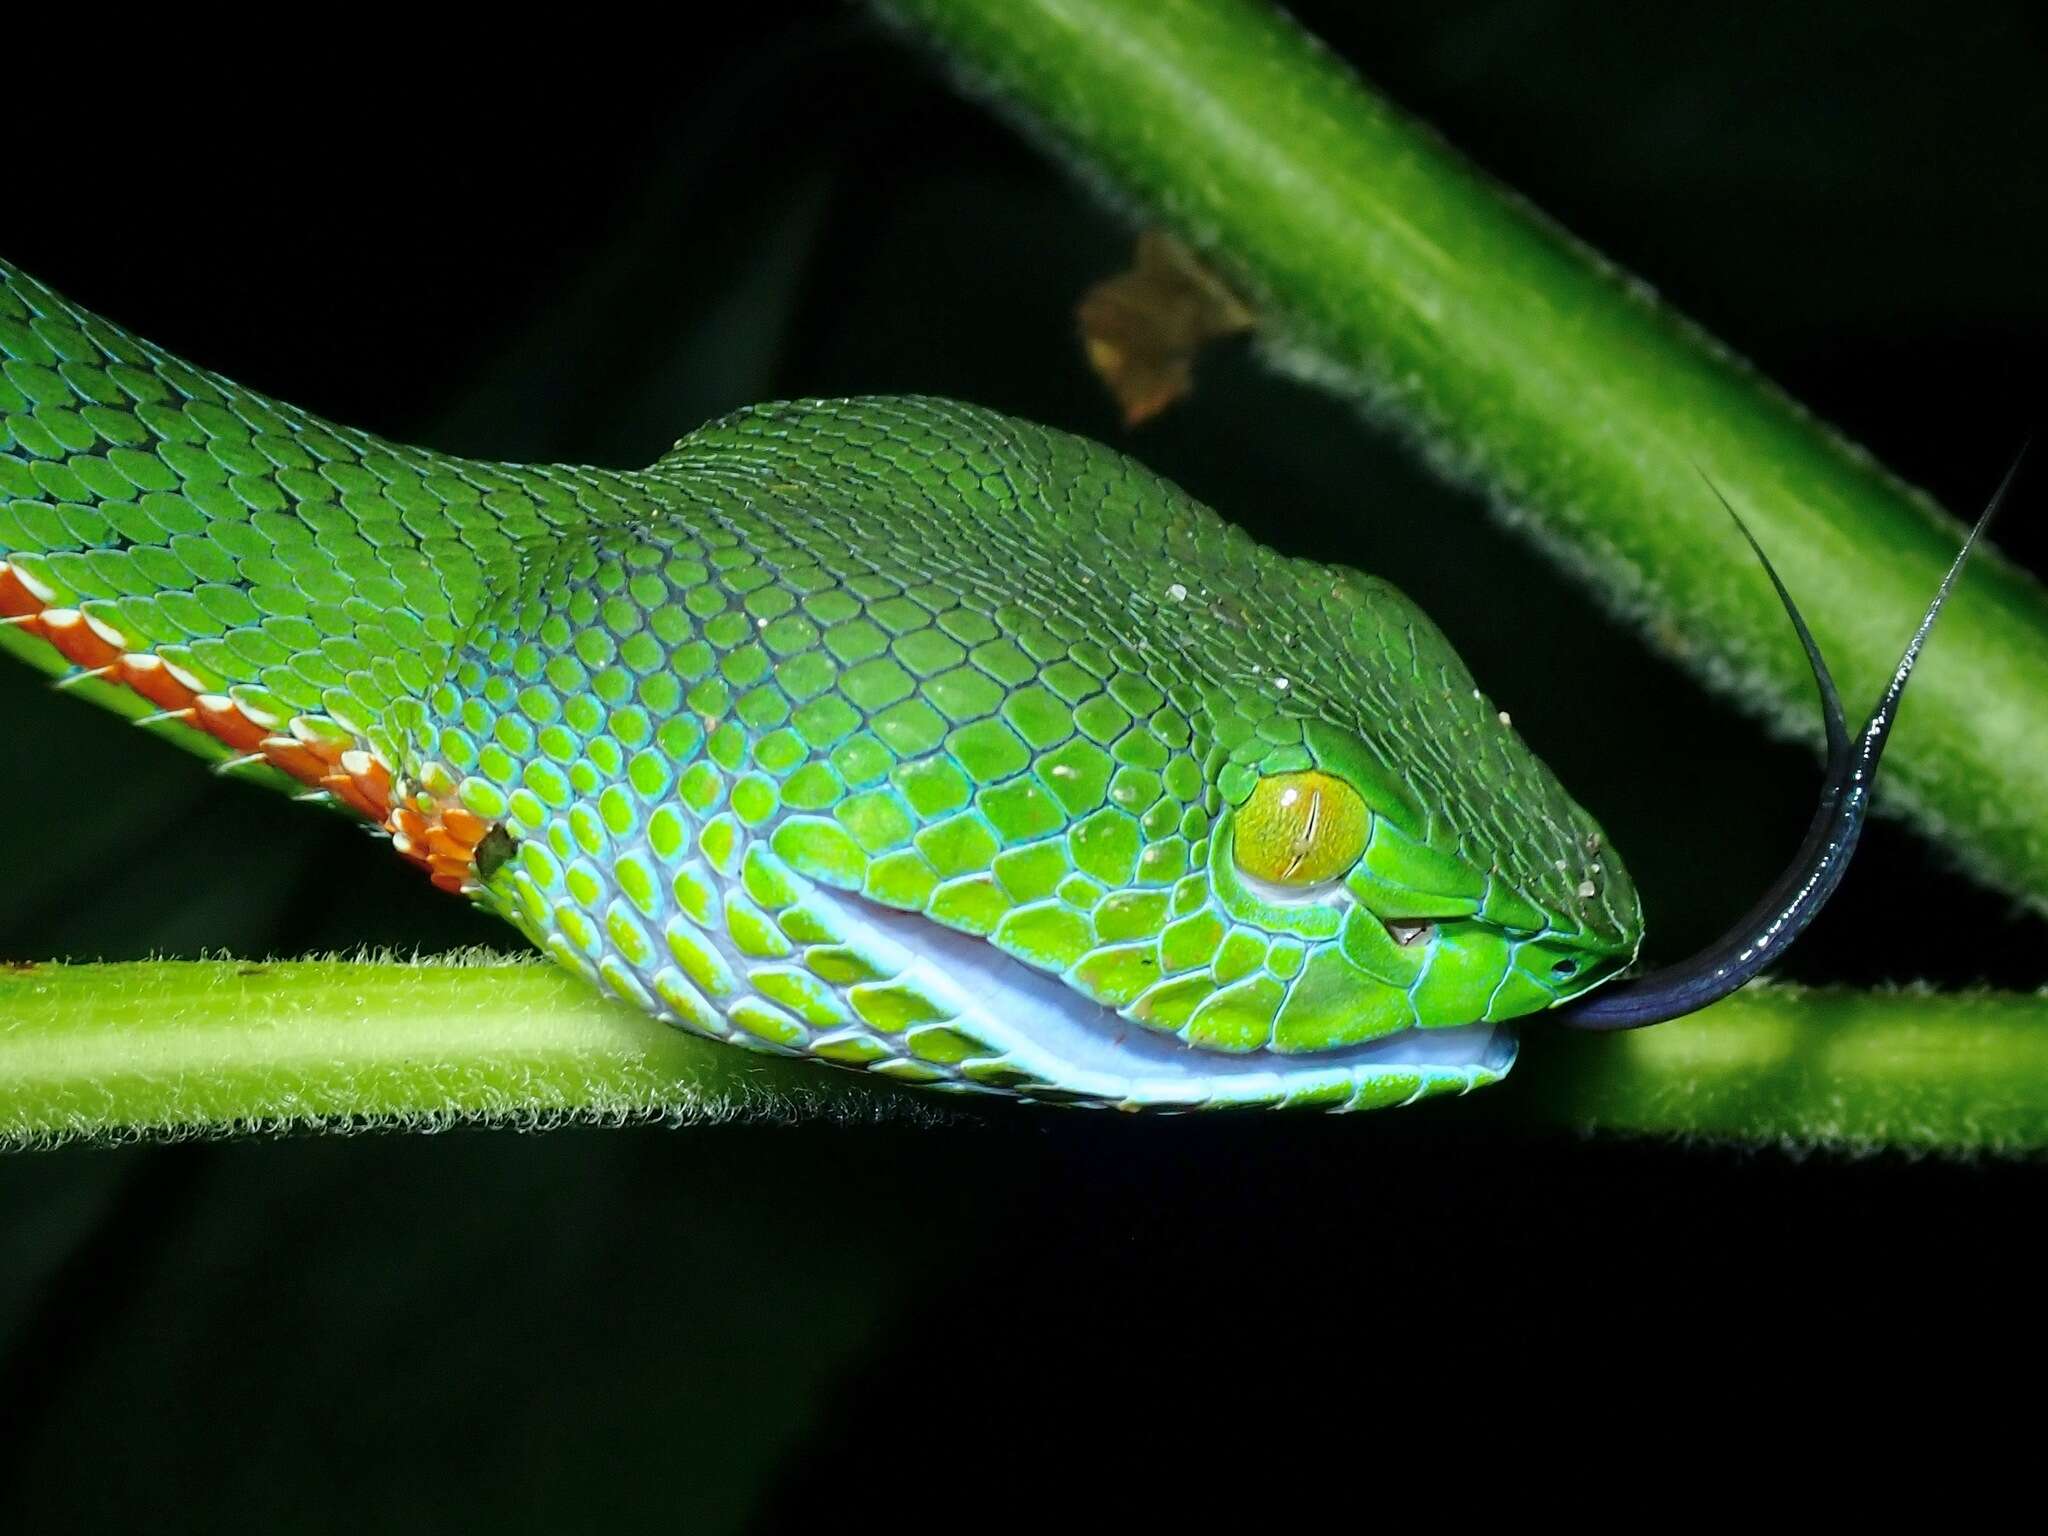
[0, 259, 666, 880]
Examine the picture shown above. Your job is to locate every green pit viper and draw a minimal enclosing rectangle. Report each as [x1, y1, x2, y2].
[0, 259, 2001, 1112]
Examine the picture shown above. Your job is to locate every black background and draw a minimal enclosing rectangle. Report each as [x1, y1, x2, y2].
[3, 2, 2046, 1523]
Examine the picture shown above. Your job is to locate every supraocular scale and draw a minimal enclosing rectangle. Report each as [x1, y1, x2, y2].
[0, 259, 1642, 1111]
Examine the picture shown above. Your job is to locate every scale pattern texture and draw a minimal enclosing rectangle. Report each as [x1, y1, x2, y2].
[0, 260, 1640, 1110]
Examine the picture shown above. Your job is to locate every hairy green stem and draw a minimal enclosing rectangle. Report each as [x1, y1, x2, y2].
[1506, 985, 2048, 1153]
[879, 0, 2048, 914]
[0, 961, 2039, 1152]
[0, 957, 927, 1149]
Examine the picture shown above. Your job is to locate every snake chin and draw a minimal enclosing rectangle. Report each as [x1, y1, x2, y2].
[836, 895, 1515, 1111]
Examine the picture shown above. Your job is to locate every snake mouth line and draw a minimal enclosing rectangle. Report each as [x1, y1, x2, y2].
[836, 893, 1513, 1105]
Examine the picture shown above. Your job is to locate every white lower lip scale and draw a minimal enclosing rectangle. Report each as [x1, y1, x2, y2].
[834, 892, 1509, 1105]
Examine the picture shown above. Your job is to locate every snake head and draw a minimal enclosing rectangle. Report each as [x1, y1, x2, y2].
[447, 400, 1647, 1113]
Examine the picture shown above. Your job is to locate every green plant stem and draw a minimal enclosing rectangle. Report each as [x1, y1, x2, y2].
[1, 961, 2041, 1152]
[1504, 985, 2048, 1153]
[880, 0, 2048, 915]
[0, 957, 924, 1149]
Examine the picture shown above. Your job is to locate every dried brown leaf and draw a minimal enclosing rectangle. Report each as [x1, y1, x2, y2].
[1076, 230, 1255, 426]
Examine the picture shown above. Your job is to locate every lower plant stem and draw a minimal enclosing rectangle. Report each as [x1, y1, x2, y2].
[0, 957, 923, 1148]
[1504, 984, 2048, 1153]
[2, 961, 2041, 1151]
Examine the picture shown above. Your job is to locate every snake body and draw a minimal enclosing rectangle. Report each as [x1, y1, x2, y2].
[1, 260, 1643, 1110]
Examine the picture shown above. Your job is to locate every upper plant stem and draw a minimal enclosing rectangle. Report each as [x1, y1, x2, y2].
[880, 0, 2048, 914]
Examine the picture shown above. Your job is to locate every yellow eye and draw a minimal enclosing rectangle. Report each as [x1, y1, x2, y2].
[1233, 771, 1370, 886]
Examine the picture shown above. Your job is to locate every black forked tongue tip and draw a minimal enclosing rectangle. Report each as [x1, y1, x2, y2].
[1558, 443, 2029, 1032]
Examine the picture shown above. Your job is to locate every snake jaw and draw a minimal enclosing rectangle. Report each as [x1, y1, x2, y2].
[825, 891, 1517, 1111]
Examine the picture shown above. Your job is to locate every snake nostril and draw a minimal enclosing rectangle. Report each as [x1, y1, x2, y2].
[1551, 957, 1580, 979]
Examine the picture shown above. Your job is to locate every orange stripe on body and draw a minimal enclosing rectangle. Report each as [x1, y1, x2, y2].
[1, 559, 487, 894]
